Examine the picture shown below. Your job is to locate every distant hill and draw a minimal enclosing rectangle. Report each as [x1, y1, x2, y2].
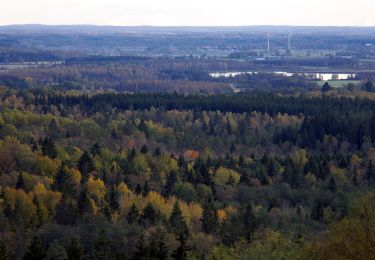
[2, 24, 375, 35]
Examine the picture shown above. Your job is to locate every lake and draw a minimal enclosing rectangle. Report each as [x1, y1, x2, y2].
[210, 71, 357, 81]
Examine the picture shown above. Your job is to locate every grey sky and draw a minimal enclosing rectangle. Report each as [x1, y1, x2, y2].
[1, 0, 375, 26]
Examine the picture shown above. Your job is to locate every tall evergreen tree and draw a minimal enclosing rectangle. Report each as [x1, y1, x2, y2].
[77, 151, 95, 182]
[201, 203, 218, 234]
[127, 203, 140, 224]
[66, 237, 85, 260]
[23, 237, 46, 260]
[169, 202, 189, 237]
[242, 204, 257, 241]
[41, 137, 57, 159]
[16, 172, 25, 190]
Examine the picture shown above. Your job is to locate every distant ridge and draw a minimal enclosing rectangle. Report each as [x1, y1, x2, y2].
[2, 24, 375, 34]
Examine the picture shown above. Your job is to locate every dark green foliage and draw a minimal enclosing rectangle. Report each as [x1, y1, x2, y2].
[142, 182, 150, 197]
[201, 203, 218, 234]
[127, 203, 139, 224]
[164, 170, 178, 197]
[312, 200, 325, 223]
[90, 143, 102, 156]
[53, 163, 76, 196]
[66, 237, 85, 260]
[77, 151, 95, 182]
[242, 204, 257, 241]
[23, 237, 46, 260]
[140, 203, 159, 227]
[41, 137, 57, 159]
[321, 82, 332, 93]
[16, 172, 25, 190]
[329, 177, 337, 192]
[169, 202, 189, 237]
[55, 195, 79, 225]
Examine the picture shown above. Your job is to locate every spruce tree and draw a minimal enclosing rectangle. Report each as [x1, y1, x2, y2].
[77, 151, 95, 182]
[127, 203, 140, 224]
[329, 177, 337, 192]
[66, 238, 85, 260]
[201, 203, 218, 234]
[242, 204, 257, 241]
[16, 172, 25, 190]
[142, 182, 150, 197]
[41, 137, 57, 159]
[169, 202, 189, 237]
[23, 237, 46, 260]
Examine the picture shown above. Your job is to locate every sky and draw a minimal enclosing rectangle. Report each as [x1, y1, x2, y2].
[1, 0, 375, 26]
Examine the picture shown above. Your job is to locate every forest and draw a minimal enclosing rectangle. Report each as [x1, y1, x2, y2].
[2, 25, 375, 259]
[1, 84, 375, 259]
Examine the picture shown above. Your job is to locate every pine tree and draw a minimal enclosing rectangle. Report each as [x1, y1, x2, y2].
[142, 181, 150, 197]
[23, 237, 46, 260]
[155, 233, 169, 260]
[141, 203, 159, 227]
[164, 170, 178, 197]
[329, 177, 337, 192]
[90, 143, 102, 156]
[53, 163, 76, 196]
[109, 186, 119, 212]
[133, 233, 148, 260]
[55, 195, 79, 225]
[169, 202, 189, 237]
[367, 160, 375, 181]
[0, 240, 9, 260]
[135, 183, 142, 195]
[92, 230, 112, 260]
[353, 168, 359, 186]
[140, 144, 149, 154]
[312, 200, 324, 223]
[77, 151, 95, 183]
[127, 203, 140, 224]
[172, 233, 190, 260]
[201, 203, 218, 234]
[41, 137, 57, 159]
[66, 237, 85, 260]
[242, 204, 257, 241]
[16, 172, 25, 190]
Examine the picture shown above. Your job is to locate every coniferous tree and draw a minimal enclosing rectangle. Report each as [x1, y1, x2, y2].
[90, 143, 102, 156]
[242, 204, 257, 241]
[201, 203, 218, 234]
[135, 183, 142, 195]
[55, 195, 79, 225]
[0, 240, 9, 260]
[312, 200, 325, 223]
[140, 203, 159, 227]
[109, 186, 119, 212]
[172, 233, 190, 260]
[133, 233, 148, 260]
[329, 177, 337, 192]
[53, 163, 76, 196]
[41, 137, 57, 159]
[16, 172, 25, 190]
[92, 230, 112, 260]
[367, 160, 375, 181]
[127, 203, 140, 224]
[140, 144, 149, 154]
[169, 202, 189, 237]
[23, 237, 46, 260]
[143, 182, 150, 197]
[77, 151, 95, 183]
[66, 237, 85, 260]
[164, 170, 178, 197]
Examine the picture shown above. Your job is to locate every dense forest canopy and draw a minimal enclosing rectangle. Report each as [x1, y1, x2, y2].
[2, 26, 375, 259]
